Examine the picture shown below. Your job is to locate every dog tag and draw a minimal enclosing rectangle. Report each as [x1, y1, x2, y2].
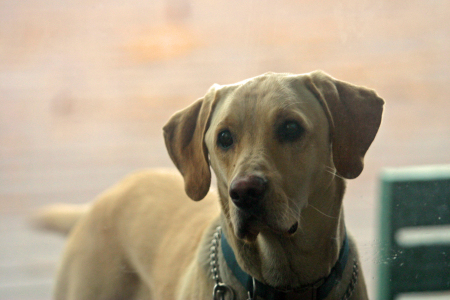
[247, 277, 256, 300]
[213, 283, 234, 300]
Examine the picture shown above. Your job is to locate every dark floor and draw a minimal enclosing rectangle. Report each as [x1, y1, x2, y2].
[1, 0, 450, 299]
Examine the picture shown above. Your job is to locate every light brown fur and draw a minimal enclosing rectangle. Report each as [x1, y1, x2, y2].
[34, 71, 384, 300]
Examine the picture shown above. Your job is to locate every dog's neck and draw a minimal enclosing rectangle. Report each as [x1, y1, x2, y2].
[219, 176, 346, 289]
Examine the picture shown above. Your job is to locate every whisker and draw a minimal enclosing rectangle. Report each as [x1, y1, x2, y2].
[308, 204, 337, 219]
[324, 166, 346, 180]
[286, 198, 301, 219]
[297, 215, 305, 234]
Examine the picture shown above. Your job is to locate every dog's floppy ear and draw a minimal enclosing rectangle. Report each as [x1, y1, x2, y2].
[304, 70, 384, 179]
[163, 85, 220, 200]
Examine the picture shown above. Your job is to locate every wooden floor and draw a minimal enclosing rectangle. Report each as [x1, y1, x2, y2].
[1, 0, 449, 299]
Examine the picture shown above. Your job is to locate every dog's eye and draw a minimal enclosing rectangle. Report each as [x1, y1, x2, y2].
[217, 130, 234, 149]
[277, 121, 304, 142]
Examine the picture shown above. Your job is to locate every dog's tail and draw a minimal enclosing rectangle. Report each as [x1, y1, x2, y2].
[31, 203, 90, 235]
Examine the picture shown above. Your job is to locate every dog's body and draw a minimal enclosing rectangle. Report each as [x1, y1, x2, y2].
[34, 71, 384, 300]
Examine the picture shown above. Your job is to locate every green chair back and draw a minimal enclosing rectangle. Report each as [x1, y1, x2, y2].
[378, 165, 450, 300]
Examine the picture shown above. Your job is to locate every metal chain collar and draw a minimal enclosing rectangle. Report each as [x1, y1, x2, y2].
[211, 226, 235, 300]
[341, 259, 359, 300]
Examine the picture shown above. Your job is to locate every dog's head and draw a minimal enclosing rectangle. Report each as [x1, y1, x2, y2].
[164, 71, 384, 242]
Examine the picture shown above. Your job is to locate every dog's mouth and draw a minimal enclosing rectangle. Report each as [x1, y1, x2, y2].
[232, 209, 299, 242]
[235, 218, 260, 242]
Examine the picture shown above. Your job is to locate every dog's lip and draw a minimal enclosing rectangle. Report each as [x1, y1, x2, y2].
[264, 221, 299, 236]
[233, 211, 259, 241]
[286, 221, 299, 236]
[236, 225, 259, 242]
[233, 211, 261, 242]
[233, 209, 299, 241]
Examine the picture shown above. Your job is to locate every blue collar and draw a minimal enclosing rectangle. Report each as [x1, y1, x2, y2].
[221, 230, 350, 300]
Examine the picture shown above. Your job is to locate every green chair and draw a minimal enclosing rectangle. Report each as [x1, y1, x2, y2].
[378, 165, 450, 300]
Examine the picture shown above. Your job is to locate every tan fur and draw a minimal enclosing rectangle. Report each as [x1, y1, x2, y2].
[31, 203, 90, 235]
[34, 71, 383, 300]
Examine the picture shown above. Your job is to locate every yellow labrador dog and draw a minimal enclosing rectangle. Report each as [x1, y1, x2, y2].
[34, 71, 384, 300]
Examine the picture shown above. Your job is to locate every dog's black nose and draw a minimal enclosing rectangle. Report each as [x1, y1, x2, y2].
[229, 176, 267, 209]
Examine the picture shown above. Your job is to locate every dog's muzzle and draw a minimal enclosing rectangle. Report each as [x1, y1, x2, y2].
[229, 175, 299, 238]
